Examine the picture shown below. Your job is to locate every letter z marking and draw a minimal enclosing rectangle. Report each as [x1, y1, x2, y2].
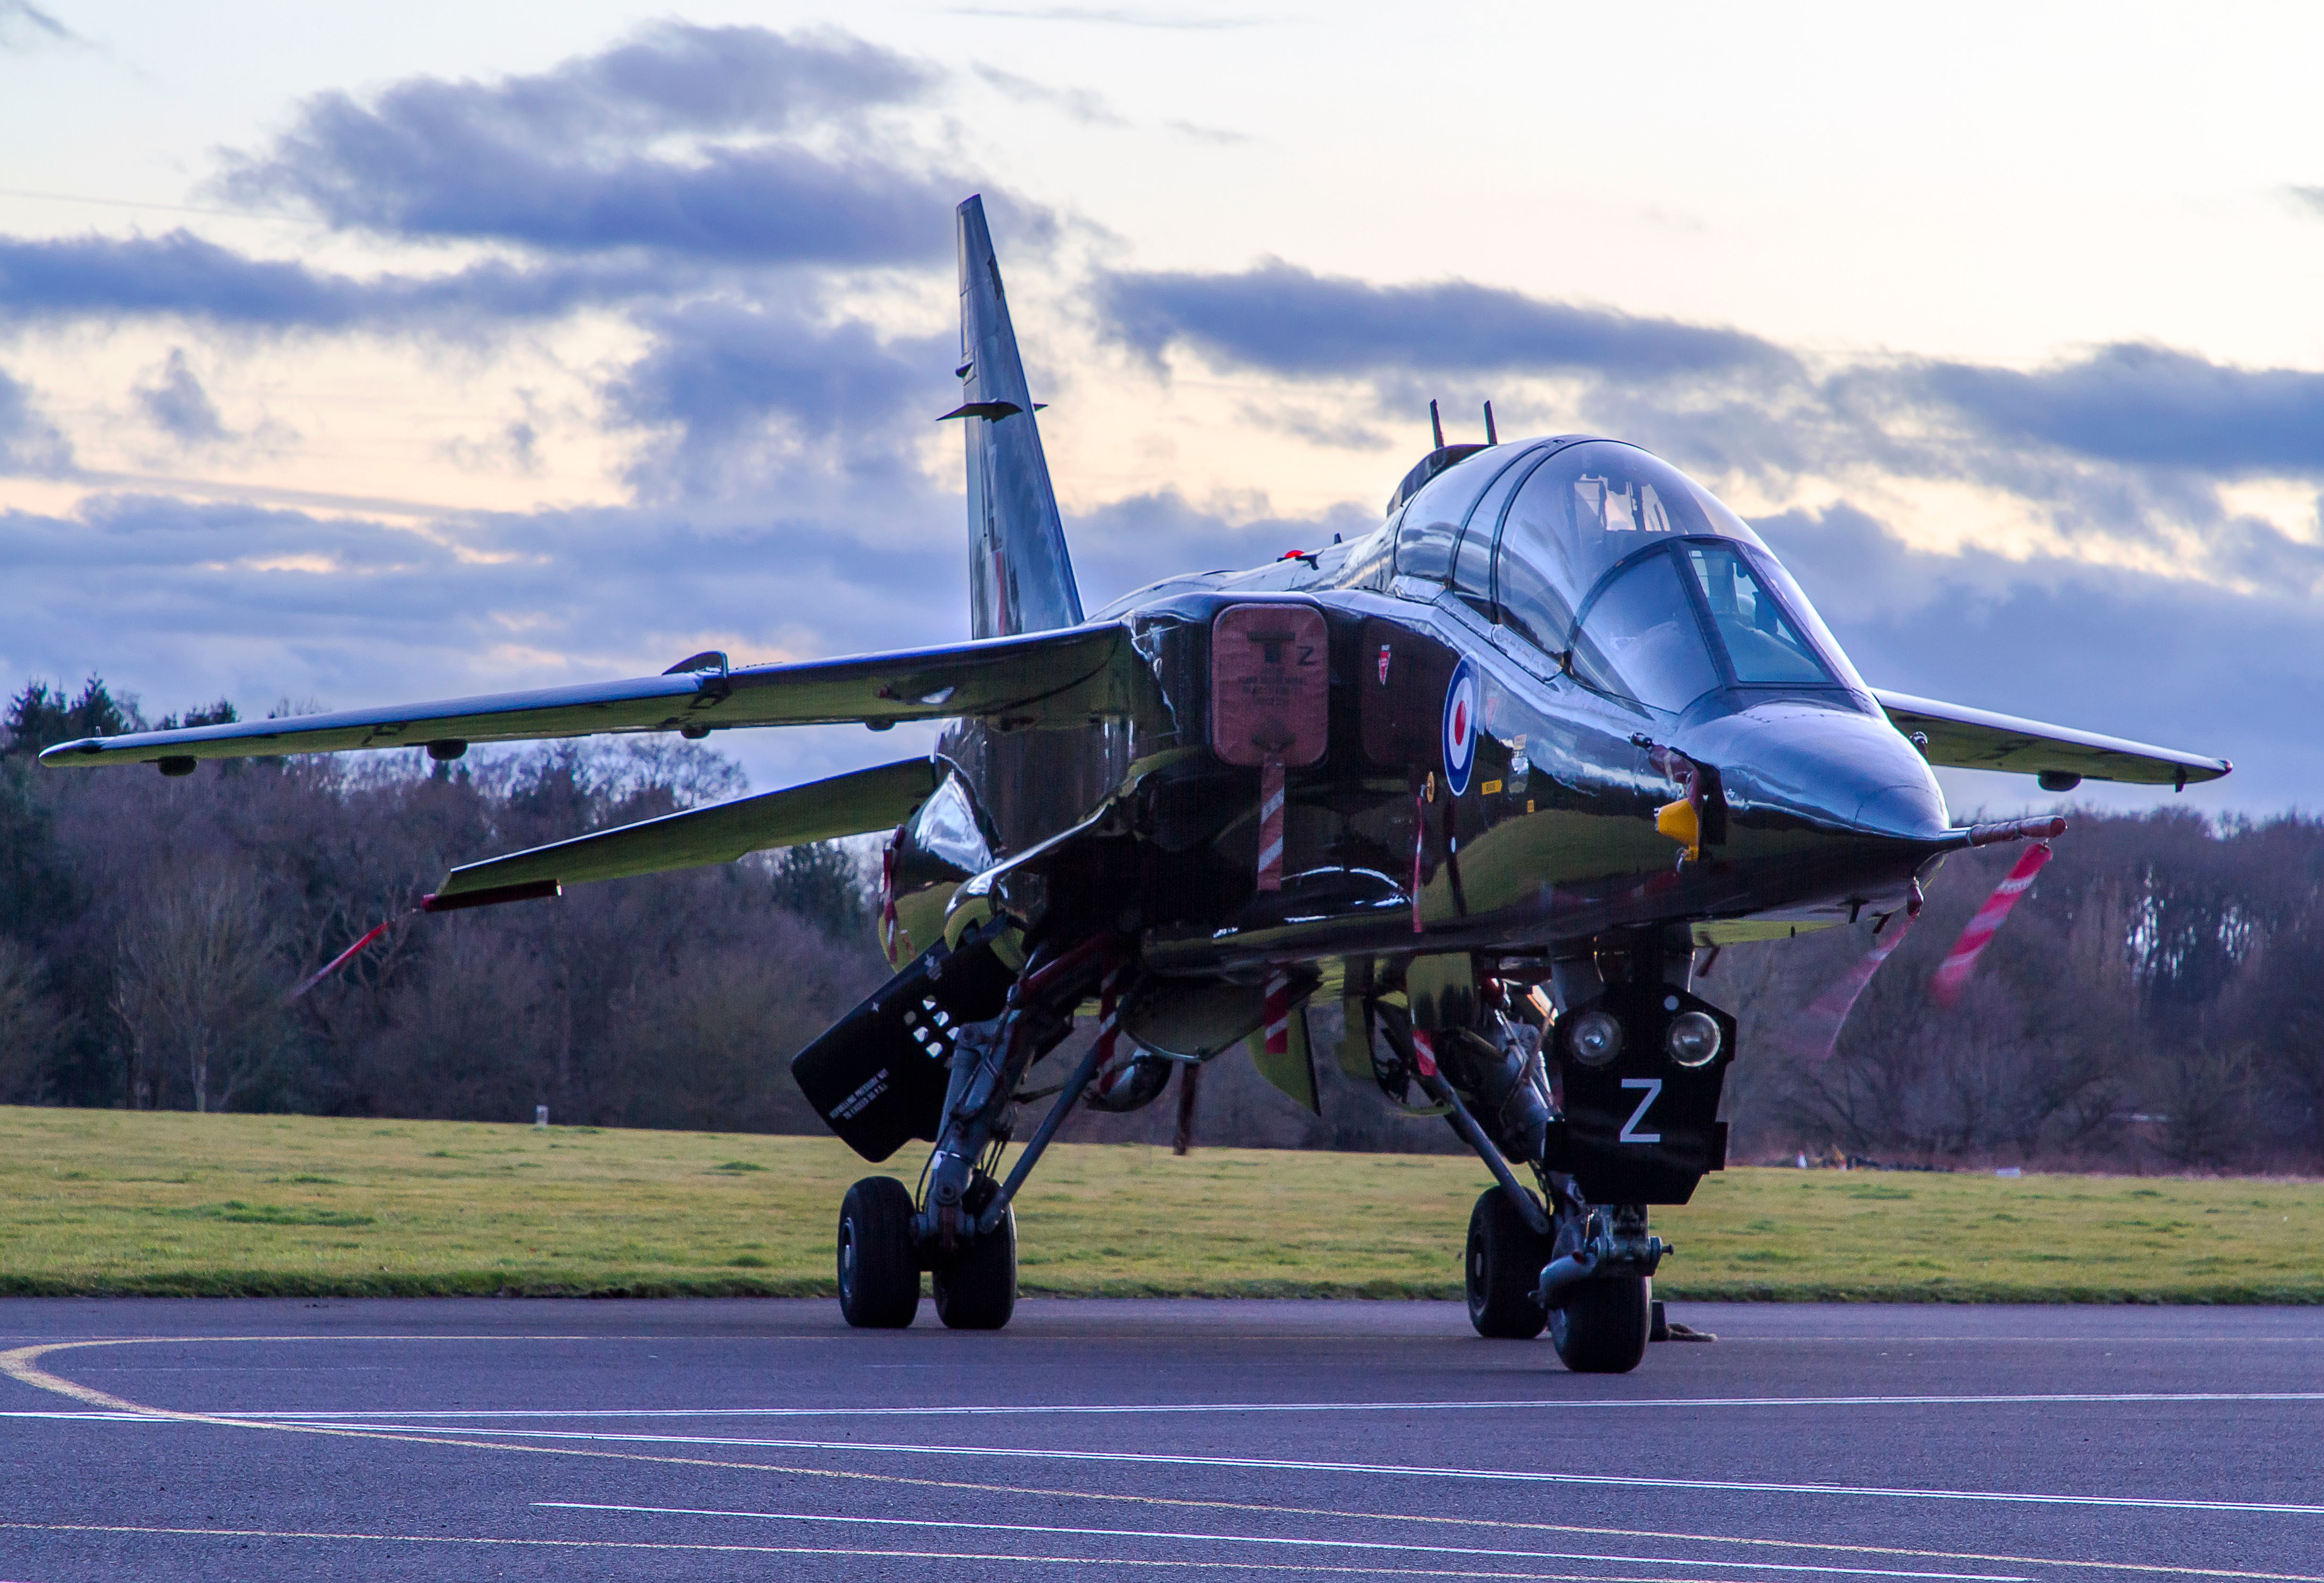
[1618, 1077, 1663, 1144]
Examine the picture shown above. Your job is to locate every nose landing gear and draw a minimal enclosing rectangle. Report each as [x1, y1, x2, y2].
[1540, 1201, 1666, 1373]
[1423, 937, 1731, 1373]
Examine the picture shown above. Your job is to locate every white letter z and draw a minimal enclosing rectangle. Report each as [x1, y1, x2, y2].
[1618, 1077, 1663, 1144]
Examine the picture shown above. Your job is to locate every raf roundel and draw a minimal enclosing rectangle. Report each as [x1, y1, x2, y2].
[1441, 655, 1481, 798]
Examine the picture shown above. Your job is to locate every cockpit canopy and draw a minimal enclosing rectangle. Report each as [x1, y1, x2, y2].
[1391, 437, 1862, 715]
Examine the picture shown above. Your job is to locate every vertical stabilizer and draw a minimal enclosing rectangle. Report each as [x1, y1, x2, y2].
[954, 195, 1082, 639]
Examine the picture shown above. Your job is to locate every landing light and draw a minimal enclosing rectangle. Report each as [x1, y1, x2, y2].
[1667, 1011, 1722, 1068]
[1567, 1009, 1623, 1067]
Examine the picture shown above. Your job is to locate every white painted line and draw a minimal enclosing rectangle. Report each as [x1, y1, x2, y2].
[0, 1521, 1815, 1577]
[537, 1500, 2028, 1582]
[289, 1426, 2324, 1517]
[225, 1389, 2324, 1423]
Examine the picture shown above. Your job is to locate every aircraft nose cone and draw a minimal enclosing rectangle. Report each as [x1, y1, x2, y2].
[1688, 699, 1950, 844]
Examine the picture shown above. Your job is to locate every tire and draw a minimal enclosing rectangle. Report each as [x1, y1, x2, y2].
[837, 1176, 920, 1329]
[1465, 1189, 1550, 1339]
[933, 1201, 1017, 1331]
[1550, 1274, 1651, 1373]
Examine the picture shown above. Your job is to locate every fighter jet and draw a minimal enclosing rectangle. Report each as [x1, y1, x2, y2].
[42, 196, 2228, 1372]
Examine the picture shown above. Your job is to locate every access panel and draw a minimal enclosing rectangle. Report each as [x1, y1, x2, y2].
[790, 933, 1015, 1162]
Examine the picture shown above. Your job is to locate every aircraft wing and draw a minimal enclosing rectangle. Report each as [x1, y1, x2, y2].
[430, 756, 938, 903]
[38, 624, 1140, 769]
[1872, 689, 2230, 787]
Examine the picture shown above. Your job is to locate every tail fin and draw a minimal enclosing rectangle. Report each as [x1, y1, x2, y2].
[953, 195, 1082, 639]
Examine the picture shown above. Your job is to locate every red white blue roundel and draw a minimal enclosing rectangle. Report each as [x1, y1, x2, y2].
[1442, 657, 1481, 797]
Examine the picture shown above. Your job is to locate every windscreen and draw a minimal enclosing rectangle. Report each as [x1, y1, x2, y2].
[1679, 542, 1834, 686]
[1568, 550, 1725, 713]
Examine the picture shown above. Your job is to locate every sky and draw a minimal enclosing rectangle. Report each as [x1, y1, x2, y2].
[1, 0, 2319, 814]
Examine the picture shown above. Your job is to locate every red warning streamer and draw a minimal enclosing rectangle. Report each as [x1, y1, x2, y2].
[1932, 842, 2053, 1006]
[283, 881, 562, 1004]
[1783, 914, 1917, 1062]
[283, 915, 404, 1003]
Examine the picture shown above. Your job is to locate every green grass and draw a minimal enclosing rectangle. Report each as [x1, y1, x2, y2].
[0, 1106, 2316, 1301]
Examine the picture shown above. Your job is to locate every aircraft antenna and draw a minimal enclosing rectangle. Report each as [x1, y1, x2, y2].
[1429, 399, 1445, 450]
[1484, 401, 1498, 446]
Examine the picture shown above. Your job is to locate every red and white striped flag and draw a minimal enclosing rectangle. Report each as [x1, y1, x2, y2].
[1783, 913, 1916, 1061]
[1931, 843, 2053, 1006]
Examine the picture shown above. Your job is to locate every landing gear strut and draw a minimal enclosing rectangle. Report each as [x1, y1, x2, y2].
[1543, 1200, 1660, 1374]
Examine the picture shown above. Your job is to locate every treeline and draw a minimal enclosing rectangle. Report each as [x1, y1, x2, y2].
[0, 677, 883, 1132]
[1716, 810, 2324, 1173]
[2, 676, 2319, 1172]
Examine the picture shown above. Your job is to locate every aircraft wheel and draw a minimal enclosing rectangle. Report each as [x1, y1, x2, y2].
[1465, 1189, 1550, 1339]
[837, 1176, 920, 1329]
[1551, 1274, 1651, 1373]
[933, 1199, 1018, 1331]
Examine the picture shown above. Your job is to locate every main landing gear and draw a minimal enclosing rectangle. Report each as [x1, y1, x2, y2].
[835, 1171, 1022, 1332]
[830, 935, 1122, 1332]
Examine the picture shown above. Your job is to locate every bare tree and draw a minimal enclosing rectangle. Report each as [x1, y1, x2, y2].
[110, 870, 288, 1112]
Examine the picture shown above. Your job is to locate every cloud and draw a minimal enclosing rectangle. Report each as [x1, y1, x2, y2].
[1753, 500, 2319, 812]
[973, 66, 1125, 126]
[946, 6, 1271, 28]
[1097, 260, 2324, 497]
[0, 1, 74, 50]
[134, 349, 230, 446]
[218, 25, 968, 265]
[1167, 119, 1253, 146]
[0, 229, 678, 332]
[1100, 261, 1795, 383]
[605, 299, 954, 506]
[1066, 489, 1376, 613]
[0, 484, 968, 786]
[0, 368, 72, 474]
[1905, 343, 2324, 478]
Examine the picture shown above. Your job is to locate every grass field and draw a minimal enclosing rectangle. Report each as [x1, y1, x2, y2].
[0, 1106, 2316, 1302]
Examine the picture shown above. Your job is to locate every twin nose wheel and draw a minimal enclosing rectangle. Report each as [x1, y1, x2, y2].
[836, 1175, 1018, 1331]
[1464, 1189, 1650, 1373]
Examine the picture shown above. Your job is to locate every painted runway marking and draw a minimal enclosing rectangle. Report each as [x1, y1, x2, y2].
[314, 1425, 2324, 1517]
[14, 1334, 2324, 1582]
[216, 1388, 2324, 1421]
[538, 1500, 2029, 1581]
[0, 1522, 1794, 1578]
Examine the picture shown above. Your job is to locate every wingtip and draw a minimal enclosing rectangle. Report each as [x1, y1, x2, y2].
[35, 738, 102, 767]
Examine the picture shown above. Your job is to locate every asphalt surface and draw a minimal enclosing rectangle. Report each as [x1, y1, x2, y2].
[1, 1298, 2319, 1581]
